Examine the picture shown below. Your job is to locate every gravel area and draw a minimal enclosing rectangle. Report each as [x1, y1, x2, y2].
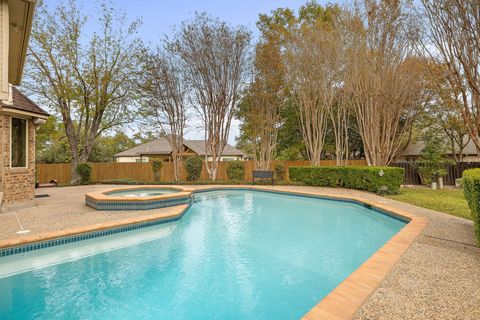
[0, 184, 479, 319]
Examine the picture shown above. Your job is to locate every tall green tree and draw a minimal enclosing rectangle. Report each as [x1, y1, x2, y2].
[88, 132, 136, 162]
[239, 1, 342, 163]
[25, 0, 143, 182]
[35, 116, 71, 163]
[35, 116, 136, 163]
[237, 33, 285, 170]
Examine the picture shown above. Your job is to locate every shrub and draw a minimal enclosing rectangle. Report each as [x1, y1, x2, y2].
[227, 161, 245, 181]
[75, 163, 92, 185]
[462, 169, 480, 244]
[415, 129, 448, 185]
[289, 166, 404, 195]
[151, 160, 163, 182]
[274, 163, 286, 180]
[185, 157, 203, 181]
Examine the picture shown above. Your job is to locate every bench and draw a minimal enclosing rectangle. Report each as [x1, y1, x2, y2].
[252, 170, 274, 186]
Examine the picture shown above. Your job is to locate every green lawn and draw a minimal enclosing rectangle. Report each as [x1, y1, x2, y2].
[385, 188, 472, 220]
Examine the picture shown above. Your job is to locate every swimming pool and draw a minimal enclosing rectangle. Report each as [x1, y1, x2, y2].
[0, 189, 406, 319]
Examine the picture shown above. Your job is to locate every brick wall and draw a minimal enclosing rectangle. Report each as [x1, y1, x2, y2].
[0, 114, 35, 204]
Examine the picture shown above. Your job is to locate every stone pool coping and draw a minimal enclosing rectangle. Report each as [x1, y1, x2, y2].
[0, 185, 428, 319]
[85, 186, 195, 210]
[86, 186, 192, 202]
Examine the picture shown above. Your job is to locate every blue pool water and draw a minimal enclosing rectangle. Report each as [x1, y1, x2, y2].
[105, 188, 180, 197]
[0, 190, 405, 319]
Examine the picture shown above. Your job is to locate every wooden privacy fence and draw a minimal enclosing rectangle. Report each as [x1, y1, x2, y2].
[36, 159, 368, 184]
[390, 162, 480, 185]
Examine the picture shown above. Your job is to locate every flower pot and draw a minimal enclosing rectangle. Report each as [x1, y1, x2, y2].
[455, 178, 462, 188]
[438, 177, 444, 189]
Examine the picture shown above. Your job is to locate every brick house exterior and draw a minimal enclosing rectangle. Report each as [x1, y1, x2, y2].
[0, 87, 47, 206]
[0, 0, 38, 208]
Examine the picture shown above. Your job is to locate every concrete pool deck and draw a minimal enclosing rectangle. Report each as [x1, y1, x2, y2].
[0, 185, 479, 319]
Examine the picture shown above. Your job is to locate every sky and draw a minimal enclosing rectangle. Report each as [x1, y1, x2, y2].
[40, 0, 332, 144]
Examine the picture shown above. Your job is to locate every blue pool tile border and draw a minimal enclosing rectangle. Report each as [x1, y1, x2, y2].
[0, 204, 191, 259]
[86, 195, 192, 211]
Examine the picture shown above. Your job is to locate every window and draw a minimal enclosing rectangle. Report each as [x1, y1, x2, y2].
[11, 117, 27, 168]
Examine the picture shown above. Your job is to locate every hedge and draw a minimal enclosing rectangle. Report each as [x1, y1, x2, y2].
[151, 160, 163, 182]
[226, 161, 245, 181]
[462, 169, 480, 244]
[289, 166, 404, 195]
[75, 163, 92, 185]
[185, 157, 203, 181]
[274, 163, 286, 180]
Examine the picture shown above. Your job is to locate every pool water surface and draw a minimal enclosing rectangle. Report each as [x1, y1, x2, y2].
[104, 188, 180, 197]
[0, 190, 405, 319]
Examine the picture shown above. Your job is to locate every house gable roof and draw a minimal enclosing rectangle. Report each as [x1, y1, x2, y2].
[9, 87, 49, 116]
[183, 140, 245, 156]
[1, 87, 49, 117]
[115, 137, 245, 158]
[399, 137, 478, 157]
[114, 138, 172, 157]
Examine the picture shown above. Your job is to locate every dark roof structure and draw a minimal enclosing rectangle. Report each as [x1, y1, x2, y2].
[3, 87, 49, 116]
[183, 140, 245, 156]
[399, 137, 478, 156]
[115, 137, 245, 158]
[115, 138, 172, 157]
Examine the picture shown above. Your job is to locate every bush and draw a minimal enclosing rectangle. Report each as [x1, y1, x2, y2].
[274, 163, 286, 180]
[151, 160, 163, 182]
[227, 161, 245, 180]
[462, 169, 480, 244]
[415, 129, 449, 185]
[75, 163, 92, 185]
[289, 166, 404, 195]
[185, 157, 203, 181]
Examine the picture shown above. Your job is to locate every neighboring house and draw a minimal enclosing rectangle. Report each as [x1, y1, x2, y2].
[396, 138, 480, 163]
[115, 138, 245, 163]
[0, 1, 45, 207]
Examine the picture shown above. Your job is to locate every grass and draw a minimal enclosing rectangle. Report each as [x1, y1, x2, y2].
[385, 187, 472, 220]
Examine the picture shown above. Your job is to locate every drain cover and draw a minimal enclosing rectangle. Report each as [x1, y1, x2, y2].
[35, 194, 50, 198]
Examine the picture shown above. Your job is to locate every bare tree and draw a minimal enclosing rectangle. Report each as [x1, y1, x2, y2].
[421, 100, 470, 164]
[25, 0, 142, 181]
[286, 25, 342, 165]
[443, 117, 470, 164]
[168, 14, 251, 180]
[329, 96, 351, 165]
[343, 0, 427, 166]
[420, 0, 480, 158]
[139, 48, 187, 181]
[237, 37, 284, 170]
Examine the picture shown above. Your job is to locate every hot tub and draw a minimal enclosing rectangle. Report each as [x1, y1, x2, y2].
[86, 187, 193, 211]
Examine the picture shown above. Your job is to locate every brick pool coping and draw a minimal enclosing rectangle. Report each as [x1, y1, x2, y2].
[0, 185, 428, 319]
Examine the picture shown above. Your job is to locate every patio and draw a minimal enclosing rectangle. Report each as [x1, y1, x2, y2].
[0, 184, 479, 319]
